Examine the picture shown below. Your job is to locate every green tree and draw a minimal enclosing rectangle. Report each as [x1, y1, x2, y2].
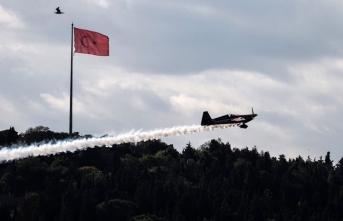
[325, 151, 333, 167]
[182, 142, 195, 160]
[0, 127, 19, 146]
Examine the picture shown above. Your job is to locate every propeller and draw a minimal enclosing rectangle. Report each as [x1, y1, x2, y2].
[251, 107, 258, 118]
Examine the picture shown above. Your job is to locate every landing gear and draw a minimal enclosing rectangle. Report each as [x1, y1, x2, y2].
[239, 124, 248, 129]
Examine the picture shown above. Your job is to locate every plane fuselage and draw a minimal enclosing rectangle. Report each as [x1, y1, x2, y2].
[201, 110, 257, 128]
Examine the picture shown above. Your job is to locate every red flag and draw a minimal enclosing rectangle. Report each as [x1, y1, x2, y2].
[74, 27, 109, 56]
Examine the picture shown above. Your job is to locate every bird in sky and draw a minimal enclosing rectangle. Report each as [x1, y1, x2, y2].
[55, 7, 64, 14]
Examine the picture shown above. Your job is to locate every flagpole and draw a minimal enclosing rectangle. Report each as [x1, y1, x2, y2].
[69, 23, 74, 136]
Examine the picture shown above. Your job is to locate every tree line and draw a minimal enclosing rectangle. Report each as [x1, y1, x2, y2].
[0, 126, 342, 220]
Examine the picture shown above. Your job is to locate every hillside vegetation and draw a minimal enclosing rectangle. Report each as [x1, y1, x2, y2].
[0, 126, 342, 221]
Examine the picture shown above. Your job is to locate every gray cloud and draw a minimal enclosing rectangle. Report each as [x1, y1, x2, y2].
[1, 0, 343, 163]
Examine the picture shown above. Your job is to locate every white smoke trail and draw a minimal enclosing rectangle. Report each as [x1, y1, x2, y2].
[0, 124, 238, 162]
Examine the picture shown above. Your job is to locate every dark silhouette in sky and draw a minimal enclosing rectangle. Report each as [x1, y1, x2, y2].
[55, 7, 64, 14]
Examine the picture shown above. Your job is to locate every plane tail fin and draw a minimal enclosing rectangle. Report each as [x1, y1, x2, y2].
[201, 111, 212, 125]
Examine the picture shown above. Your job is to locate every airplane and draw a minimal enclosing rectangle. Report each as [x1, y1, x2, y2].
[201, 108, 257, 129]
[55, 7, 64, 14]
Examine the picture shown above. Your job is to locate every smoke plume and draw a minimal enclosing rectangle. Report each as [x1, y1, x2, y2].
[0, 124, 237, 162]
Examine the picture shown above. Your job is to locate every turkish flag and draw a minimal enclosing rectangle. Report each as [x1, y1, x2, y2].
[74, 27, 109, 56]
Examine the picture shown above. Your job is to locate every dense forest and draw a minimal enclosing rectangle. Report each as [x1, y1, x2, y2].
[0, 126, 342, 220]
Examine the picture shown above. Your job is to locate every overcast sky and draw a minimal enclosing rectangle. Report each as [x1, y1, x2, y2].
[1, 0, 343, 162]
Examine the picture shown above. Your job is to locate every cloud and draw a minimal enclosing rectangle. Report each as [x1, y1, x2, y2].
[1, 0, 343, 163]
[40, 93, 70, 113]
[286, 58, 343, 132]
[88, 0, 110, 8]
[0, 95, 22, 125]
[0, 5, 24, 29]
